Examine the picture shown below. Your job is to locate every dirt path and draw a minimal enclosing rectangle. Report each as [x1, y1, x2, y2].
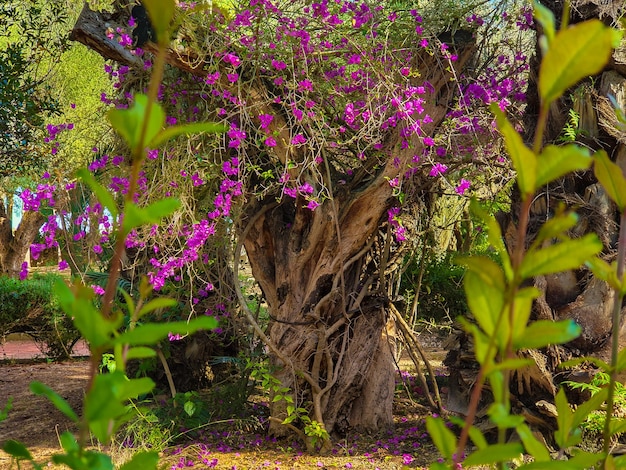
[0, 360, 90, 467]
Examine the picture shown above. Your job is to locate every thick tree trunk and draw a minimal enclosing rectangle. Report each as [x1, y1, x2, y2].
[71, 0, 477, 442]
[0, 199, 44, 277]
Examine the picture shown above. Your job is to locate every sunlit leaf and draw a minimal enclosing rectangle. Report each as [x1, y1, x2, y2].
[126, 347, 157, 360]
[530, 210, 579, 251]
[119, 451, 159, 470]
[520, 234, 602, 279]
[426, 417, 456, 459]
[594, 150, 626, 211]
[586, 257, 623, 293]
[108, 94, 165, 152]
[511, 287, 540, 340]
[514, 320, 581, 350]
[516, 423, 551, 462]
[488, 403, 524, 428]
[151, 122, 228, 148]
[122, 198, 180, 234]
[492, 105, 537, 196]
[540, 20, 617, 106]
[463, 443, 524, 466]
[535, 145, 592, 188]
[113, 316, 218, 346]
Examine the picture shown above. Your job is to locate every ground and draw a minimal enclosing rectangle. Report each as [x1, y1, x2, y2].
[0, 336, 448, 469]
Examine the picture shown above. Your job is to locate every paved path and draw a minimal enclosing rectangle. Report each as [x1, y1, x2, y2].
[0, 338, 89, 361]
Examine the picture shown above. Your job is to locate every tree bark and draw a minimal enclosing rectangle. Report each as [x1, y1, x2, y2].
[0, 198, 44, 277]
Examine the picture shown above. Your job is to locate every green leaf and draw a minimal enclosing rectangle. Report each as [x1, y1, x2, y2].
[59, 431, 79, 454]
[554, 388, 579, 449]
[572, 387, 609, 430]
[460, 257, 505, 337]
[520, 234, 603, 279]
[3, 440, 33, 460]
[136, 298, 178, 320]
[448, 416, 488, 450]
[108, 94, 165, 152]
[30, 381, 79, 422]
[594, 150, 626, 211]
[151, 122, 228, 148]
[586, 257, 623, 294]
[426, 417, 457, 459]
[468, 200, 512, 279]
[183, 400, 196, 417]
[119, 451, 159, 470]
[535, 145, 592, 188]
[540, 20, 616, 106]
[511, 287, 540, 341]
[77, 168, 118, 220]
[516, 423, 551, 462]
[609, 418, 626, 437]
[492, 105, 537, 196]
[55, 279, 122, 348]
[142, 0, 176, 46]
[113, 316, 218, 346]
[488, 403, 525, 428]
[126, 347, 157, 360]
[122, 198, 180, 234]
[487, 358, 535, 373]
[533, 1, 556, 46]
[459, 319, 495, 365]
[530, 210, 579, 251]
[463, 443, 524, 466]
[514, 319, 580, 350]
[0, 398, 12, 422]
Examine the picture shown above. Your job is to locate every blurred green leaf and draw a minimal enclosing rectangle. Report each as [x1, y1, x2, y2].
[462, 261, 505, 337]
[113, 316, 218, 345]
[533, 1, 556, 47]
[464, 443, 524, 466]
[492, 105, 537, 196]
[468, 200, 513, 280]
[55, 279, 122, 348]
[77, 168, 118, 220]
[2, 440, 33, 460]
[151, 122, 227, 148]
[540, 20, 617, 106]
[516, 423, 551, 462]
[122, 198, 180, 234]
[108, 94, 165, 152]
[511, 287, 540, 340]
[136, 297, 178, 320]
[30, 381, 78, 423]
[530, 211, 579, 250]
[594, 150, 626, 211]
[535, 145, 592, 188]
[514, 319, 580, 350]
[126, 347, 157, 360]
[0, 398, 12, 422]
[520, 234, 602, 279]
[59, 431, 79, 454]
[119, 451, 159, 470]
[142, 0, 176, 46]
[586, 257, 623, 293]
[426, 417, 457, 459]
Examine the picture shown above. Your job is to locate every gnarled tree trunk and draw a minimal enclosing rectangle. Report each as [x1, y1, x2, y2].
[0, 198, 44, 277]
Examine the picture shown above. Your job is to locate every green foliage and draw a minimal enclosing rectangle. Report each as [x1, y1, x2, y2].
[0, 273, 80, 359]
[0, 0, 70, 177]
[427, 9, 624, 469]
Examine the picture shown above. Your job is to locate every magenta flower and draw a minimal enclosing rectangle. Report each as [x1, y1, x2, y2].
[264, 137, 277, 147]
[19, 262, 28, 281]
[271, 59, 286, 70]
[306, 199, 320, 211]
[258, 114, 274, 130]
[456, 178, 471, 195]
[58, 260, 69, 271]
[429, 163, 448, 176]
[291, 134, 307, 145]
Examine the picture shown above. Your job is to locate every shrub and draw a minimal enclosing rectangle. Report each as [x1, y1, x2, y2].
[0, 273, 80, 359]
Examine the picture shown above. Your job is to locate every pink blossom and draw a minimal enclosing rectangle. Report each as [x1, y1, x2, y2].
[264, 137, 277, 147]
[429, 163, 448, 176]
[291, 134, 307, 145]
[455, 179, 471, 195]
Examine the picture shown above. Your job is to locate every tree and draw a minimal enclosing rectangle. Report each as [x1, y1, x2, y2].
[70, 0, 530, 446]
